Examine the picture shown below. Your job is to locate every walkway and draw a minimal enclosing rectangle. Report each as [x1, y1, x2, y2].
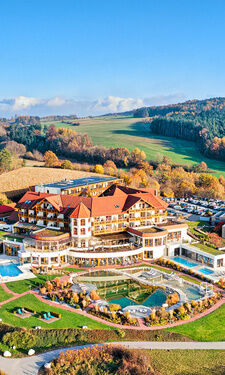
[0, 341, 225, 375]
[34, 290, 225, 330]
[0, 280, 224, 330]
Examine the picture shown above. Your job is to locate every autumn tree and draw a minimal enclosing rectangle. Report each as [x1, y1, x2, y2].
[131, 147, 146, 161]
[61, 160, 73, 169]
[44, 150, 60, 167]
[94, 164, 104, 174]
[0, 148, 13, 172]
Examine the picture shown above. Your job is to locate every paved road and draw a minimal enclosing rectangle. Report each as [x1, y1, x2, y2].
[1, 341, 225, 375]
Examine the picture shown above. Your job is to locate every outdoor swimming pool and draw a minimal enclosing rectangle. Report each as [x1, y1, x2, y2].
[0, 263, 22, 277]
[76, 267, 203, 311]
[198, 267, 214, 275]
[109, 289, 167, 309]
[170, 256, 197, 268]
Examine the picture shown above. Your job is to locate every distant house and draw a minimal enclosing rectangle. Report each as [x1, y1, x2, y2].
[0, 204, 16, 221]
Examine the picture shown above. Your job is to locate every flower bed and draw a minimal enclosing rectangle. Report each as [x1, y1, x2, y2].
[144, 293, 221, 327]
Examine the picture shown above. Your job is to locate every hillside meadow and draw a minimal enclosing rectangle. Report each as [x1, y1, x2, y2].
[42, 116, 225, 177]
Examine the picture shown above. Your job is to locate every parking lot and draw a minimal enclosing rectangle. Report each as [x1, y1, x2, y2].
[164, 197, 225, 222]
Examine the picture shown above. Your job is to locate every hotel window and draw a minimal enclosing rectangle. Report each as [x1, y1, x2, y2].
[74, 228, 77, 235]
[145, 239, 153, 247]
[81, 219, 85, 226]
[81, 228, 86, 235]
[144, 250, 153, 259]
[155, 238, 162, 246]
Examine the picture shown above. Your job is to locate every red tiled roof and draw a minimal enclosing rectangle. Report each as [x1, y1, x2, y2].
[16, 184, 167, 219]
[0, 205, 15, 214]
[70, 202, 90, 218]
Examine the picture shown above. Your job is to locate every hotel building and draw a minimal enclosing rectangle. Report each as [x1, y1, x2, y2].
[35, 176, 122, 197]
[2, 184, 191, 268]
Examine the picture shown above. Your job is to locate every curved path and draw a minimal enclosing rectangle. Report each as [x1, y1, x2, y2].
[1, 341, 225, 375]
[0, 282, 224, 330]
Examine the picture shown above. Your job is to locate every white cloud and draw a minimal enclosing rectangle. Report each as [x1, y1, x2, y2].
[90, 96, 144, 113]
[46, 96, 66, 107]
[12, 96, 43, 110]
[0, 93, 186, 117]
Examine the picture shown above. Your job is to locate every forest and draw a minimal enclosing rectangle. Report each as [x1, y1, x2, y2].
[133, 97, 225, 161]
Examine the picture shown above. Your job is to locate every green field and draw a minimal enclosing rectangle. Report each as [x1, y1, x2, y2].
[42, 116, 225, 177]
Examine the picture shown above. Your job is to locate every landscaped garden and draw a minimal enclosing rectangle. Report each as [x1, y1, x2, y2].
[0, 294, 109, 330]
[6, 274, 62, 294]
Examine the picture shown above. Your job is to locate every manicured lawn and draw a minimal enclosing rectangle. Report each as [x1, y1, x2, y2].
[42, 116, 225, 177]
[0, 294, 111, 329]
[166, 303, 225, 341]
[142, 349, 225, 375]
[0, 285, 13, 302]
[6, 274, 61, 294]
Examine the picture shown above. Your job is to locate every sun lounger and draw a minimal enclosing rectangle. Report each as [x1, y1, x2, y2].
[18, 308, 24, 315]
[43, 313, 50, 320]
[47, 312, 54, 319]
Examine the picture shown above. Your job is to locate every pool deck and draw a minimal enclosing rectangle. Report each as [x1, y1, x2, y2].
[165, 255, 225, 282]
[0, 257, 36, 283]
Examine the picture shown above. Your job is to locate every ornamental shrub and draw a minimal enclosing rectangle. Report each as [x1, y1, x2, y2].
[2, 331, 36, 350]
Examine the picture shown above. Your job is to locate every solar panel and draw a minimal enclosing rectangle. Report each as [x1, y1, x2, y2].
[36, 176, 117, 189]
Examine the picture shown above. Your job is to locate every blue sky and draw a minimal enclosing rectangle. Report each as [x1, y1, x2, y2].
[0, 0, 225, 116]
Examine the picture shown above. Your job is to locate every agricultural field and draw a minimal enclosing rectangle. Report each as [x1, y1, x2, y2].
[42, 116, 225, 177]
[0, 166, 104, 198]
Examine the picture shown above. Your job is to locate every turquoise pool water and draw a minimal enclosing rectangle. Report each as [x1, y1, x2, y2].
[109, 289, 167, 309]
[171, 256, 197, 268]
[0, 263, 22, 277]
[143, 289, 167, 307]
[109, 297, 138, 309]
[198, 267, 214, 275]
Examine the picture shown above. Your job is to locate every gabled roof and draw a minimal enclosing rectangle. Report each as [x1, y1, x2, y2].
[70, 202, 90, 218]
[16, 184, 167, 219]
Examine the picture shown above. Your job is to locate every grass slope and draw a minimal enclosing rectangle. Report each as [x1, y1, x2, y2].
[0, 294, 110, 329]
[43, 116, 225, 177]
[6, 275, 61, 294]
[143, 349, 225, 375]
[166, 303, 225, 341]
